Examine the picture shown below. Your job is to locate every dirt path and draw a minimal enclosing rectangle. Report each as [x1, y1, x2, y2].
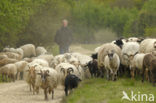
[0, 45, 93, 103]
[0, 81, 64, 103]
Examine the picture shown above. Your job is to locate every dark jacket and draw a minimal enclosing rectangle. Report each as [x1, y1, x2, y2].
[55, 26, 72, 46]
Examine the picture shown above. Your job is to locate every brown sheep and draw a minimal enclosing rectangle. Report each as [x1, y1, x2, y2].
[149, 59, 156, 86]
[142, 52, 156, 83]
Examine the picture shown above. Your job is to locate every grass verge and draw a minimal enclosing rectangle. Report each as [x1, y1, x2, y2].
[64, 78, 156, 103]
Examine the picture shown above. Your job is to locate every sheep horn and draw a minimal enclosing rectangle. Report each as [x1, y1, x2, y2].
[46, 70, 49, 73]
[60, 68, 65, 72]
[67, 67, 74, 73]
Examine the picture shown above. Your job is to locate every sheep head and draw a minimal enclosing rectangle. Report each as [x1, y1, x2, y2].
[27, 65, 37, 78]
[107, 50, 114, 60]
[38, 70, 50, 83]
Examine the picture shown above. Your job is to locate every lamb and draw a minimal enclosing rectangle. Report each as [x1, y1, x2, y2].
[104, 50, 120, 81]
[15, 61, 28, 80]
[64, 74, 81, 96]
[36, 46, 47, 56]
[36, 67, 58, 100]
[20, 44, 36, 58]
[130, 53, 145, 78]
[139, 38, 156, 53]
[0, 63, 17, 82]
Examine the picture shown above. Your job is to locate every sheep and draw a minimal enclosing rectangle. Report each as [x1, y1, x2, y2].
[94, 46, 101, 53]
[149, 59, 156, 86]
[97, 43, 121, 77]
[112, 38, 126, 49]
[64, 74, 81, 96]
[31, 59, 49, 67]
[3, 47, 24, 59]
[0, 54, 8, 60]
[142, 52, 156, 83]
[0, 63, 17, 82]
[121, 42, 140, 68]
[15, 61, 28, 80]
[0, 57, 18, 67]
[55, 63, 79, 85]
[129, 53, 145, 78]
[85, 59, 99, 77]
[140, 38, 156, 53]
[104, 50, 120, 81]
[38, 54, 54, 65]
[36, 67, 58, 100]
[98, 43, 121, 68]
[0, 52, 22, 60]
[36, 46, 47, 56]
[24, 64, 42, 94]
[20, 44, 36, 57]
[71, 53, 92, 66]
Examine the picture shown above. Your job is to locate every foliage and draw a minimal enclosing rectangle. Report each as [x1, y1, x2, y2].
[0, 0, 155, 50]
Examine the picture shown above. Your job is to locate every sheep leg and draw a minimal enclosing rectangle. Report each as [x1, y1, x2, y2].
[142, 67, 146, 83]
[44, 88, 48, 100]
[32, 84, 35, 95]
[65, 87, 68, 96]
[52, 90, 54, 99]
[20, 72, 23, 80]
[106, 69, 110, 80]
[2, 74, 5, 82]
[29, 84, 32, 92]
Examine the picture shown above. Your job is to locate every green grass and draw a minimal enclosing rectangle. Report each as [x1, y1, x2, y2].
[64, 78, 156, 103]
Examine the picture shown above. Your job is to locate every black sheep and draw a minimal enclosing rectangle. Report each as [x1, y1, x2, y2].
[64, 74, 81, 96]
[85, 60, 100, 77]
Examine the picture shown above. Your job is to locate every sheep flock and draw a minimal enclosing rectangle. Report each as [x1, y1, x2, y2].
[0, 37, 156, 100]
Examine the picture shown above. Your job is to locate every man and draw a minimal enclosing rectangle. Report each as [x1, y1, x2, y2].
[55, 19, 72, 54]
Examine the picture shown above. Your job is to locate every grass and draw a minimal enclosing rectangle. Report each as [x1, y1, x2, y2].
[64, 78, 156, 103]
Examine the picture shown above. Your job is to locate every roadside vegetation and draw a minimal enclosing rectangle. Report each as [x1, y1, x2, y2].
[64, 78, 156, 103]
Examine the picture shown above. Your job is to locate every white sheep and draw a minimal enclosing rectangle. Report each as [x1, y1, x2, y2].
[139, 38, 156, 53]
[36, 46, 47, 56]
[121, 42, 140, 68]
[38, 54, 54, 65]
[130, 53, 146, 78]
[35, 67, 58, 100]
[104, 50, 120, 81]
[0, 63, 17, 82]
[20, 44, 36, 57]
[31, 58, 49, 67]
[15, 61, 28, 80]
[98, 43, 121, 68]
